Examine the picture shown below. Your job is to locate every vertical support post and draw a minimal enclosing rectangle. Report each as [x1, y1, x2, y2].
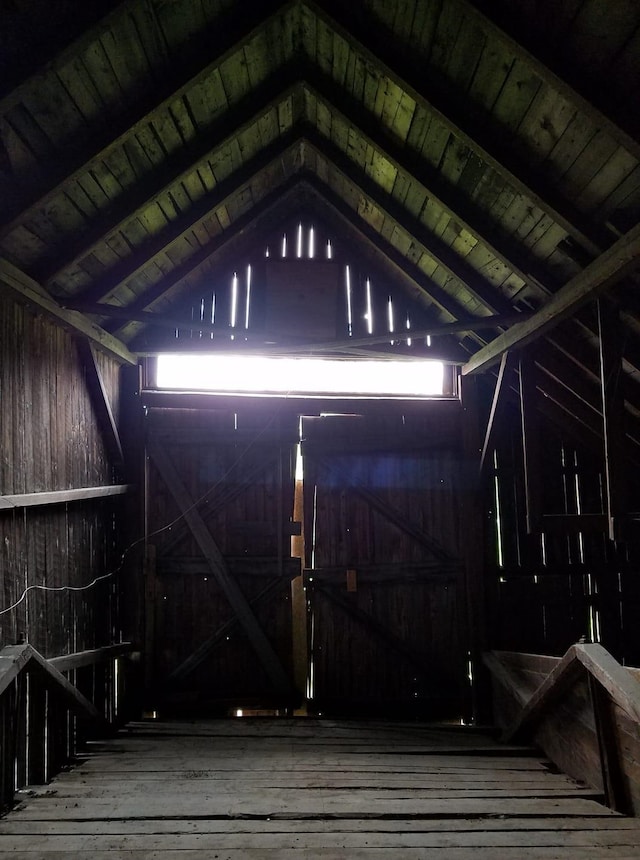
[119, 363, 145, 657]
[597, 299, 626, 660]
[459, 373, 489, 723]
[588, 675, 631, 813]
[291, 447, 308, 709]
[143, 543, 157, 698]
[519, 347, 543, 534]
[27, 672, 46, 785]
[597, 299, 627, 541]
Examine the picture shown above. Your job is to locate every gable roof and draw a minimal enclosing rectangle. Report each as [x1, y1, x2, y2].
[1, 0, 639, 455]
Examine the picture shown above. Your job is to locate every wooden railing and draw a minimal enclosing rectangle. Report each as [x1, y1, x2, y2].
[0, 642, 138, 813]
[484, 644, 640, 815]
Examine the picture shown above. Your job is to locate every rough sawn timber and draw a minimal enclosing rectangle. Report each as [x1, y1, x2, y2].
[2, 718, 640, 857]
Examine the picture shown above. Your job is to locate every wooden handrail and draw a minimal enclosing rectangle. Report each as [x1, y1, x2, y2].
[484, 644, 640, 815]
[0, 641, 140, 812]
[0, 644, 106, 726]
[486, 644, 640, 742]
[48, 642, 137, 673]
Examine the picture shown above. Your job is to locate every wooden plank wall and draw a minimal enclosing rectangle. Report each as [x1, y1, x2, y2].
[302, 405, 469, 718]
[0, 293, 124, 657]
[145, 406, 299, 709]
[486, 393, 640, 667]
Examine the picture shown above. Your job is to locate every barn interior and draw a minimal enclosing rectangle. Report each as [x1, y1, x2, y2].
[1, 0, 640, 854]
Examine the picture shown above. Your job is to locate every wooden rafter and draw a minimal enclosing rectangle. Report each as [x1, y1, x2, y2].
[0, 258, 135, 365]
[300, 174, 482, 327]
[462, 223, 640, 375]
[0, 2, 297, 244]
[302, 71, 552, 300]
[309, 0, 613, 257]
[43, 76, 302, 289]
[304, 132, 516, 317]
[76, 135, 302, 306]
[461, 0, 640, 162]
[120, 179, 306, 343]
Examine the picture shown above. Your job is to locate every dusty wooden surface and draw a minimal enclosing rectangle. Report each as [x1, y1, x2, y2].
[2, 718, 640, 857]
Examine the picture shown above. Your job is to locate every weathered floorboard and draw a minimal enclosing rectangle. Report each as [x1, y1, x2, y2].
[2, 718, 640, 857]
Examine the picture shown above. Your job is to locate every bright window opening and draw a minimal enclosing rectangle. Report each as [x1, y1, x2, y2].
[156, 354, 445, 397]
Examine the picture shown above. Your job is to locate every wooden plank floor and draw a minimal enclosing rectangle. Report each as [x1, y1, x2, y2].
[2, 718, 640, 858]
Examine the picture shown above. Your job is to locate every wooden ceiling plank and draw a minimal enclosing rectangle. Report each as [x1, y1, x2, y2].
[0, 257, 136, 365]
[460, 0, 640, 164]
[0, 2, 296, 244]
[42, 76, 301, 288]
[308, 1, 614, 256]
[300, 173, 472, 324]
[462, 222, 640, 375]
[303, 70, 554, 299]
[304, 131, 516, 316]
[118, 179, 306, 343]
[74, 135, 302, 306]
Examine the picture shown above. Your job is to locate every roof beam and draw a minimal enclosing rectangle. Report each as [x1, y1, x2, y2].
[310, 1, 613, 256]
[41, 75, 302, 289]
[302, 70, 552, 300]
[0, 1, 296, 244]
[303, 131, 516, 317]
[461, 0, 640, 162]
[463, 223, 640, 375]
[120, 179, 306, 344]
[76, 136, 303, 306]
[0, 258, 136, 365]
[299, 174, 477, 326]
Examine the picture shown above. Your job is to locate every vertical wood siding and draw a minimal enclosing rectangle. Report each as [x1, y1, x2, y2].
[0, 294, 124, 656]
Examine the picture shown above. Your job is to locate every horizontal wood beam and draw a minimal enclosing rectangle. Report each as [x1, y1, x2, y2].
[462, 223, 640, 375]
[60, 301, 231, 334]
[0, 258, 136, 365]
[541, 514, 608, 535]
[0, 484, 134, 511]
[48, 643, 136, 673]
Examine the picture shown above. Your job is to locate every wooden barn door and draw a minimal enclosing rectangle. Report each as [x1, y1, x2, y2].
[302, 410, 468, 719]
[144, 406, 300, 712]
